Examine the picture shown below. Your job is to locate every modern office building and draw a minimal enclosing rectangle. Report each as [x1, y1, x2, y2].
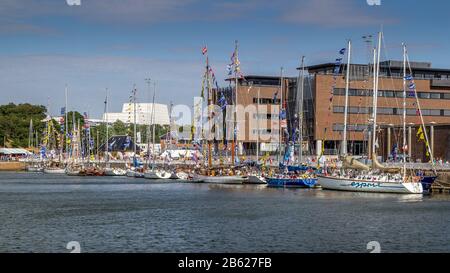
[215, 75, 295, 155]
[102, 103, 170, 126]
[213, 60, 450, 161]
[305, 60, 450, 161]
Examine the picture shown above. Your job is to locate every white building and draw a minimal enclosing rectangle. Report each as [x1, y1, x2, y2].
[103, 103, 170, 126]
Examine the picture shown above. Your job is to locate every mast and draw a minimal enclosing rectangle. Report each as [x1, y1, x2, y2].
[132, 85, 137, 165]
[405, 51, 436, 172]
[256, 88, 260, 163]
[206, 53, 212, 170]
[372, 32, 382, 158]
[297, 56, 305, 163]
[144, 78, 151, 168]
[152, 82, 156, 168]
[104, 88, 109, 165]
[72, 106, 76, 162]
[232, 40, 239, 166]
[342, 40, 351, 156]
[65, 85, 68, 161]
[278, 67, 284, 163]
[402, 43, 407, 176]
[28, 119, 33, 149]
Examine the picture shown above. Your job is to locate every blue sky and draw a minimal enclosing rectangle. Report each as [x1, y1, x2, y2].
[1, 0, 450, 120]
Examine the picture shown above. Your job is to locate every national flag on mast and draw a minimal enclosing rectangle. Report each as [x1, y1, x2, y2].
[202, 46, 208, 55]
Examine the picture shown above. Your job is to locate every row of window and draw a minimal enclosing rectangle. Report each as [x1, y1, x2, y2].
[333, 88, 450, 99]
[333, 106, 450, 117]
[252, 113, 279, 119]
[252, 98, 281, 105]
[317, 69, 450, 80]
[251, 129, 279, 135]
[332, 124, 368, 132]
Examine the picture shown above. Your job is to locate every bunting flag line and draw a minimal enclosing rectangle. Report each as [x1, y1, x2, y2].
[405, 74, 417, 97]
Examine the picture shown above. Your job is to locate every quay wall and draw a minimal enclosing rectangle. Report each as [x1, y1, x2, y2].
[0, 162, 26, 171]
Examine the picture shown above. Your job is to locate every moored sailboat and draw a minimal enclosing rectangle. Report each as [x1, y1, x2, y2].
[317, 33, 423, 194]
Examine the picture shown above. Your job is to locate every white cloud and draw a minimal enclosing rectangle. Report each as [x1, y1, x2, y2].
[282, 0, 395, 27]
[0, 54, 205, 118]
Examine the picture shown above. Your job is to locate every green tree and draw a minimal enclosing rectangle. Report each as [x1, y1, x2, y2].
[111, 120, 128, 136]
[0, 103, 47, 148]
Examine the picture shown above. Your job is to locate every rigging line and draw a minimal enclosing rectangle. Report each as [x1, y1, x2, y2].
[405, 51, 436, 170]
[381, 35, 403, 137]
[305, 70, 316, 155]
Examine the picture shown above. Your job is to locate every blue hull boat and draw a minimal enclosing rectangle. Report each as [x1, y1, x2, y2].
[266, 177, 317, 188]
[420, 176, 437, 193]
[279, 163, 317, 172]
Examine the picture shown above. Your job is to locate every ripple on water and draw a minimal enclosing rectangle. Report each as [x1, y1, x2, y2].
[0, 173, 449, 252]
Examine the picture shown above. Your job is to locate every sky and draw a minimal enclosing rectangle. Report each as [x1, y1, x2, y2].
[1, 0, 450, 122]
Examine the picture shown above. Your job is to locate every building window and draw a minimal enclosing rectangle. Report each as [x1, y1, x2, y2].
[333, 88, 345, 96]
[418, 92, 430, 99]
[406, 109, 417, 116]
[430, 93, 441, 99]
[333, 124, 368, 132]
[253, 98, 281, 104]
[378, 108, 394, 115]
[428, 109, 441, 116]
[333, 106, 344, 113]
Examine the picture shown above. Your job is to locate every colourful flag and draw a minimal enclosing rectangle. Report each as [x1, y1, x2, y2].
[416, 126, 425, 141]
[202, 46, 208, 55]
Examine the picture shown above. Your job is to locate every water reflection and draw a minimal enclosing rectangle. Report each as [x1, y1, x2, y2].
[1, 173, 449, 253]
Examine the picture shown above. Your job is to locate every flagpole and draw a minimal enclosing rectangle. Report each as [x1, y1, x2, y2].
[65, 85, 68, 162]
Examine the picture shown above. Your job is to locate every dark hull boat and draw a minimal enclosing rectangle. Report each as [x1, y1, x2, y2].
[420, 175, 437, 193]
[266, 177, 317, 188]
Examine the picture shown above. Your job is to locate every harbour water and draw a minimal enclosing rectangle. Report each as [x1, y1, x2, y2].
[1, 172, 449, 253]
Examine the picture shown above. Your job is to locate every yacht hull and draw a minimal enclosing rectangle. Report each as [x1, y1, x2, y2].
[245, 175, 267, 184]
[201, 176, 247, 184]
[43, 168, 66, 174]
[144, 171, 160, 179]
[317, 175, 423, 194]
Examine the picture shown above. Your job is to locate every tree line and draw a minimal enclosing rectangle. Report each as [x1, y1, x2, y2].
[0, 103, 170, 150]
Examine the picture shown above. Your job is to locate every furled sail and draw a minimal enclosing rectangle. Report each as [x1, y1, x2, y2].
[342, 155, 370, 171]
[371, 152, 401, 173]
